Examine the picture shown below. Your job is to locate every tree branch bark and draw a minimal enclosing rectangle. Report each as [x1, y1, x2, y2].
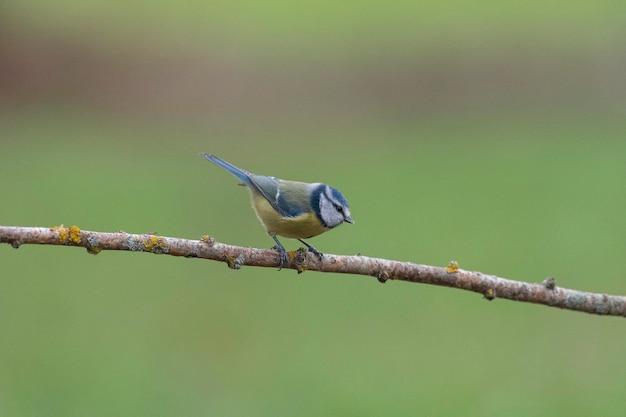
[1, 225, 624, 317]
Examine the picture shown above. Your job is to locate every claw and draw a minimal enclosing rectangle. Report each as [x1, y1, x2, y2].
[298, 239, 324, 261]
[271, 244, 290, 269]
[270, 235, 289, 270]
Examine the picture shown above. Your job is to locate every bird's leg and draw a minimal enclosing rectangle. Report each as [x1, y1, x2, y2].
[297, 239, 324, 260]
[270, 235, 289, 269]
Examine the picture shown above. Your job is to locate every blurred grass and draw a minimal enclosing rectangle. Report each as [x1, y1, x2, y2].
[2, 1, 626, 416]
[2, 108, 626, 416]
[8, 0, 623, 57]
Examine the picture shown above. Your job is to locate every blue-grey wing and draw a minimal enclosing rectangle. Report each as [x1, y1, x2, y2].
[276, 181, 311, 217]
[248, 174, 281, 212]
[249, 175, 310, 218]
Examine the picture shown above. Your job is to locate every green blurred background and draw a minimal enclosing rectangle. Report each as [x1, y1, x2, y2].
[1, 1, 626, 416]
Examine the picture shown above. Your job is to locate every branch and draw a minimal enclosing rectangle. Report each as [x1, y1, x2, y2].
[1, 225, 624, 317]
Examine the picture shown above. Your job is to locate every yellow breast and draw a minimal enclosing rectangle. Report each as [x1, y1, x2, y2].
[250, 192, 329, 239]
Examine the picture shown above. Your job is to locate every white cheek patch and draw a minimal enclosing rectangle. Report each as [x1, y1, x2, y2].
[319, 192, 331, 215]
[319, 187, 344, 228]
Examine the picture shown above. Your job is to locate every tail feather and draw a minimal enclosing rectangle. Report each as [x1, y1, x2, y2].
[200, 153, 252, 186]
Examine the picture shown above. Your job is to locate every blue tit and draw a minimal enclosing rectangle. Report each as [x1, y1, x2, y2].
[200, 153, 353, 266]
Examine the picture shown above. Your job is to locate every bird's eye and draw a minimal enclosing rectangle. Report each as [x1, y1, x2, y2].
[336, 205, 343, 213]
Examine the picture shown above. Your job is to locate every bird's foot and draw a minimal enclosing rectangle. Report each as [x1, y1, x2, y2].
[307, 246, 324, 260]
[271, 245, 290, 270]
[298, 240, 324, 261]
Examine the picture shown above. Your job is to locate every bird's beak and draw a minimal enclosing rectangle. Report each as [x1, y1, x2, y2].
[344, 216, 354, 224]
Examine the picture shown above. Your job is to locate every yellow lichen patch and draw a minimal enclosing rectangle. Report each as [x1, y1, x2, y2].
[51, 225, 66, 240]
[225, 254, 247, 269]
[144, 236, 167, 253]
[51, 224, 81, 245]
[446, 260, 459, 273]
[68, 225, 81, 244]
[200, 235, 215, 246]
[58, 227, 70, 243]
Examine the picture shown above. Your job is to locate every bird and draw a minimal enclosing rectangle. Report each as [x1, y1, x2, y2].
[200, 153, 353, 267]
